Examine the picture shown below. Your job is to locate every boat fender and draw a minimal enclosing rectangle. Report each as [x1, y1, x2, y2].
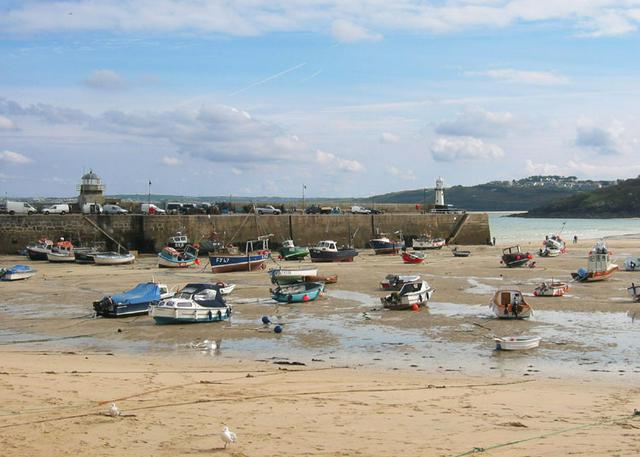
[418, 294, 423, 303]
[217, 310, 222, 320]
[208, 310, 213, 321]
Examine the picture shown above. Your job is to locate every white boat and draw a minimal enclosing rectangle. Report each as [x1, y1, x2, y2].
[94, 252, 136, 265]
[268, 267, 319, 284]
[0, 264, 36, 281]
[538, 247, 561, 257]
[412, 236, 446, 250]
[47, 250, 75, 263]
[571, 241, 618, 282]
[215, 281, 236, 295]
[490, 289, 533, 319]
[543, 234, 566, 252]
[623, 257, 640, 271]
[381, 280, 435, 310]
[533, 281, 569, 297]
[494, 336, 541, 351]
[150, 283, 231, 324]
[380, 274, 421, 290]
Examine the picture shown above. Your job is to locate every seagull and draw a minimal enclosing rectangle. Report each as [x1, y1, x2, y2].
[109, 402, 120, 417]
[221, 426, 237, 448]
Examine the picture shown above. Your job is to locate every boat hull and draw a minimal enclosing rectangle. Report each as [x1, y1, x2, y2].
[94, 254, 135, 265]
[271, 282, 324, 303]
[158, 256, 196, 268]
[370, 239, 404, 255]
[309, 249, 358, 263]
[150, 307, 231, 324]
[495, 336, 541, 351]
[280, 247, 309, 260]
[401, 252, 424, 264]
[269, 268, 319, 284]
[27, 247, 50, 261]
[209, 254, 268, 273]
[47, 252, 75, 263]
[571, 265, 618, 282]
[94, 300, 155, 317]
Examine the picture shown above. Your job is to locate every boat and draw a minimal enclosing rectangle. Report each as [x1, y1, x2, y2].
[279, 239, 309, 261]
[209, 236, 271, 273]
[501, 246, 533, 268]
[26, 238, 53, 260]
[571, 241, 618, 282]
[74, 249, 100, 264]
[94, 252, 136, 265]
[452, 248, 471, 257]
[309, 240, 358, 263]
[401, 251, 424, 264]
[158, 245, 199, 268]
[538, 247, 561, 257]
[0, 264, 36, 281]
[268, 267, 319, 284]
[46, 240, 76, 263]
[271, 281, 325, 303]
[533, 281, 569, 297]
[369, 232, 405, 255]
[306, 274, 338, 284]
[167, 231, 189, 252]
[544, 234, 566, 252]
[628, 283, 640, 302]
[196, 238, 225, 255]
[490, 289, 533, 319]
[149, 283, 232, 324]
[412, 236, 446, 250]
[623, 257, 640, 271]
[494, 336, 541, 351]
[380, 274, 421, 290]
[381, 280, 435, 310]
[93, 282, 172, 317]
[215, 281, 236, 295]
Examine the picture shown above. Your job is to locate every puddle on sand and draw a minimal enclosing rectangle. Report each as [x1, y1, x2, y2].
[323, 290, 379, 307]
[464, 279, 498, 295]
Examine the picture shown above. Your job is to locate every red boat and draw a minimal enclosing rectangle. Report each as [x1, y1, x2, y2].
[401, 251, 424, 264]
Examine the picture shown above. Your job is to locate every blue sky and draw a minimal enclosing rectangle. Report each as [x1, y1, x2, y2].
[1, 1, 640, 198]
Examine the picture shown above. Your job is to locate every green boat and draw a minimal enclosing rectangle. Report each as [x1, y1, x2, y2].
[279, 239, 309, 261]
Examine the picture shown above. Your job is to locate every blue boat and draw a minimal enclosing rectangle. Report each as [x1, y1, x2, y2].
[0, 264, 36, 281]
[158, 245, 198, 268]
[369, 232, 405, 255]
[149, 283, 231, 324]
[271, 282, 325, 303]
[209, 236, 271, 273]
[93, 282, 171, 317]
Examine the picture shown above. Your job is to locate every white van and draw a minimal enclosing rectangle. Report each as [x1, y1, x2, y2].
[141, 203, 166, 214]
[6, 201, 37, 215]
[103, 204, 128, 214]
[42, 204, 70, 215]
[350, 206, 371, 214]
[82, 203, 103, 214]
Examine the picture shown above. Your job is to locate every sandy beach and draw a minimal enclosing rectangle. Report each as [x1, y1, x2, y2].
[1, 239, 640, 456]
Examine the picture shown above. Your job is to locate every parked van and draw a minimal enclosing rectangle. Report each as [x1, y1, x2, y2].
[6, 201, 37, 215]
[165, 202, 183, 214]
[82, 203, 103, 214]
[141, 203, 166, 215]
[103, 204, 128, 214]
[42, 204, 70, 215]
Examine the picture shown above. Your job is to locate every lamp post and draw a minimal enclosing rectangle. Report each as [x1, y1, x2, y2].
[302, 184, 306, 212]
[148, 180, 152, 204]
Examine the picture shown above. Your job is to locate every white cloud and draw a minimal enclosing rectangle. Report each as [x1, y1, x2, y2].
[161, 156, 181, 166]
[0, 150, 32, 164]
[575, 120, 630, 155]
[84, 69, 125, 90]
[331, 19, 382, 43]
[470, 68, 570, 86]
[0, 115, 17, 130]
[525, 159, 561, 175]
[435, 106, 514, 137]
[380, 132, 400, 143]
[390, 166, 416, 180]
[316, 150, 364, 172]
[430, 137, 504, 162]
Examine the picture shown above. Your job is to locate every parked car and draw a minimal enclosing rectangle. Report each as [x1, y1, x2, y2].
[367, 208, 383, 214]
[141, 203, 166, 214]
[166, 202, 184, 214]
[82, 203, 103, 214]
[6, 201, 37, 215]
[351, 206, 371, 214]
[42, 204, 70, 215]
[305, 205, 322, 214]
[256, 205, 282, 215]
[103, 204, 128, 214]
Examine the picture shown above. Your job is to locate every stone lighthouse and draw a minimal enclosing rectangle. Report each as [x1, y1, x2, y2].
[435, 177, 445, 206]
[77, 170, 105, 206]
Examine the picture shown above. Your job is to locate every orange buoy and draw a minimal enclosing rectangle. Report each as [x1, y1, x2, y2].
[411, 304, 419, 311]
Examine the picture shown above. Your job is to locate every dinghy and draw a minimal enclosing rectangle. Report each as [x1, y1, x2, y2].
[490, 289, 533, 319]
[94, 252, 136, 265]
[452, 248, 471, 257]
[381, 280, 435, 310]
[271, 281, 324, 303]
[268, 267, 319, 284]
[93, 282, 172, 317]
[533, 281, 569, 297]
[494, 336, 541, 351]
[0, 264, 36, 281]
[623, 257, 640, 271]
[157, 245, 198, 268]
[501, 246, 533, 268]
[150, 283, 231, 324]
[401, 251, 425, 264]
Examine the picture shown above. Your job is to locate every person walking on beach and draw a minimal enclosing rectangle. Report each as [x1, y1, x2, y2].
[573, 235, 578, 244]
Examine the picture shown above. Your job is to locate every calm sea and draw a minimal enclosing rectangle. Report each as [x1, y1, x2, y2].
[488, 212, 640, 244]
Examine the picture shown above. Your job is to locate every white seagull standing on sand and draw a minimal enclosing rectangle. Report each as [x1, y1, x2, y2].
[109, 402, 120, 417]
[221, 426, 237, 448]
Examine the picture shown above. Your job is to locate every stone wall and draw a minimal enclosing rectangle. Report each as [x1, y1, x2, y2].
[0, 213, 491, 254]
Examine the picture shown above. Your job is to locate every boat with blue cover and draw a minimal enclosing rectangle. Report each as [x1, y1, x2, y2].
[149, 283, 231, 324]
[158, 245, 198, 268]
[209, 236, 271, 273]
[93, 282, 172, 317]
[0, 264, 36, 281]
[271, 281, 324, 303]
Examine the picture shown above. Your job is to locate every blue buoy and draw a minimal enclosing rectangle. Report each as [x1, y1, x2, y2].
[274, 325, 283, 334]
[261, 316, 271, 324]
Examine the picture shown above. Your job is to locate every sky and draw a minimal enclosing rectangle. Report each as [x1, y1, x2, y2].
[1, 1, 640, 198]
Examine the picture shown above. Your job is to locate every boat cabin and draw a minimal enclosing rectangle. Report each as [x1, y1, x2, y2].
[398, 281, 425, 295]
[315, 240, 338, 252]
[281, 239, 295, 249]
[496, 290, 524, 307]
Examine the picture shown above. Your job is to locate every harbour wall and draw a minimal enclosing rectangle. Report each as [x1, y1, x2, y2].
[0, 213, 491, 254]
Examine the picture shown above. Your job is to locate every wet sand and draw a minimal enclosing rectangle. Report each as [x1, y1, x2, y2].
[1, 239, 640, 455]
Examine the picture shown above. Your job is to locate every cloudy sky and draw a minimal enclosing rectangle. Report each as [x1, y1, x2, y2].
[1, 0, 640, 198]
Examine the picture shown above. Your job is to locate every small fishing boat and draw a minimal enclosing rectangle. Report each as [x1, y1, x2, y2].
[571, 241, 618, 282]
[93, 282, 172, 317]
[215, 281, 236, 295]
[47, 240, 76, 263]
[623, 257, 640, 271]
[309, 240, 358, 263]
[538, 247, 561, 257]
[158, 245, 198, 268]
[209, 236, 271, 273]
[74, 249, 100, 264]
[150, 283, 231, 324]
[543, 234, 566, 252]
[533, 281, 569, 297]
[490, 289, 533, 319]
[167, 231, 189, 252]
[271, 281, 325, 303]
[369, 232, 405, 255]
[94, 252, 136, 265]
[381, 280, 435, 310]
[494, 336, 541, 351]
[268, 267, 319, 284]
[380, 274, 421, 290]
[26, 238, 53, 260]
[452, 248, 471, 257]
[501, 246, 533, 268]
[401, 251, 424, 264]
[279, 239, 309, 261]
[306, 274, 338, 284]
[412, 236, 446, 250]
[0, 264, 36, 281]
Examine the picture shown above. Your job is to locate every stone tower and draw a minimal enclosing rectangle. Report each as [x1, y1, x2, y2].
[77, 170, 105, 205]
[435, 177, 445, 206]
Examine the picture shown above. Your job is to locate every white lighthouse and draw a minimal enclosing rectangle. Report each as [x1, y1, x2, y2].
[435, 177, 445, 206]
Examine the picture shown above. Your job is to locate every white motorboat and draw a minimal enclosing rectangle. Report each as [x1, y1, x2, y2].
[94, 252, 136, 265]
[0, 265, 36, 281]
[494, 336, 541, 351]
[490, 289, 533, 319]
[215, 281, 236, 295]
[150, 283, 231, 324]
[268, 267, 319, 284]
[381, 280, 435, 310]
[533, 281, 569, 297]
[412, 236, 446, 250]
[380, 274, 421, 290]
